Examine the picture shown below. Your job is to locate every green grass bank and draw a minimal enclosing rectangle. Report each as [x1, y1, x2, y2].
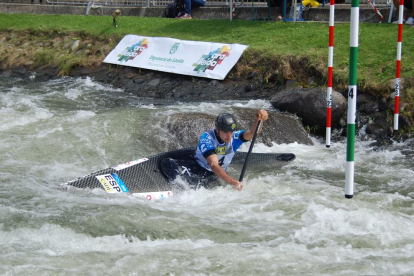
[1, 13, 414, 103]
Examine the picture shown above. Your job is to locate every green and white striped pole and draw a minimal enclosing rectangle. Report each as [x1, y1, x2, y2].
[345, 0, 359, 199]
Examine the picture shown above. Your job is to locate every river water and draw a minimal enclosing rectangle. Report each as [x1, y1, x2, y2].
[1, 76, 414, 275]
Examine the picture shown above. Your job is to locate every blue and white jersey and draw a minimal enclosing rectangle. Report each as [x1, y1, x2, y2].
[194, 129, 246, 171]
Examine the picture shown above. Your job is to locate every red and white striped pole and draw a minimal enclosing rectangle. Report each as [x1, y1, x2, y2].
[326, 0, 335, 148]
[394, 0, 404, 130]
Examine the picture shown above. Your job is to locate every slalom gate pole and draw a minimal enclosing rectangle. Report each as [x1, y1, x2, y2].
[367, 0, 384, 23]
[239, 120, 262, 182]
[326, 0, 335, 148]
[394, 0, 404, 130]
[230, 0, 233, 21]
[345, 0, 359, 199]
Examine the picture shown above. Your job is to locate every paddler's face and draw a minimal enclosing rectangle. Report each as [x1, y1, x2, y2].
[218, 129, 233, 143]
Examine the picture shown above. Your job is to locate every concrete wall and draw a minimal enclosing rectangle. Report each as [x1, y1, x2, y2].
[0, 1, 394, 22]
[0, 2, 280, 20]
[1, 0, 32, 3]
[303, 4, 393, 22]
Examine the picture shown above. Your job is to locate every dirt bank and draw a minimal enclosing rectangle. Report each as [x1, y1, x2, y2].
[0, 29, 413, 143]
[0, 29, 395, 96]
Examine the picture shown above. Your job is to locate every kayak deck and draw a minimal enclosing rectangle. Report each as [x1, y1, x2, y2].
[63, 147, 295, 194]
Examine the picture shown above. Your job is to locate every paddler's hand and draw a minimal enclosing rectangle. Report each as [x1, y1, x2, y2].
[244, 109, 269, 141]
[230, 179, 243, 191]
[256, 109, 268, 121]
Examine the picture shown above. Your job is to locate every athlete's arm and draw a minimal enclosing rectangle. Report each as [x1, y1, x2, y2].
[206, 154, 243, 190]
[243, 109, 269, 141]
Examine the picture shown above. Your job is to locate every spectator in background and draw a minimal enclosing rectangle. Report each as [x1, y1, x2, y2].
[176, 0, 206, 19]
[113, 9, 121, 27]
[31, 0, 43, 3]
[393, 0, 414, 24]
[269, 0, 283, 20]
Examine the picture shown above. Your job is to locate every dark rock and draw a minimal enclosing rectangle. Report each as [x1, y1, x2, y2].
[142, 108, 313, 152]
[228, 75, 240, 81]
[339, 117, 347, 128]
[379, 97, 388, 111]
[359, 101, 379, 114]
[357, 94, 379, 114]
[231, 108, 313, 146]
[357, 94, 375, 105]
[307, 76, 315, 85]
[267, 71, 278, 82]
[371, 138, 393, 148]
[107, 72, 118, 79]
[1, 70, 12, 78]
[125, 72, 137, 79]
[33, 66, 59, 81]
[270, 87, 347, 132]
[371, 112, 390, 126]
[13, 66, 27, 76]
[210, 80, 219, 86]
[285, 79, 297, 89]
[338, 89, 347, 99]
[148, 79, 160, 86]
[247, 72, 258, 80]
[387, 102, 395, 112]
[71, 65, 107, 77]
[366, 124, 384, 136]
[244, 83, 254, 93]
[399, 114, 411, 129]
[387, 126, 394, 136]
[399, 133, 413, 141]
[133, 77, 145, 84]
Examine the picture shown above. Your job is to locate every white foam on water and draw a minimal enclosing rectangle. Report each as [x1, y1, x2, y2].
[64, 76, 124, 93]
[65, 88, 83, 100]
[33, 125, 64, 138]
[2, 77, 414, 275]
[294, 199, 414, 247]
[0, 223, 216, 263]
[66, 110, 97, 123]
[0, 90, 53, 131]
[165, 99, 273, 115]
[132, 103, 156, 109]
[81, 76, 124, 92]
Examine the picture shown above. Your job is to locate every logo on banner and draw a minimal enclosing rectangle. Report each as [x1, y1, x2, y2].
[103, 34, 248, 80]
[169, 42, 180, 54]
[193, 46, 231, 73]
[117, 38, 149, 62]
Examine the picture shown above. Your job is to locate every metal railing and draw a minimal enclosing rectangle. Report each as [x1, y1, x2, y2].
[344, 0, 392, 4]
[46, 0, 269, 7]
[150, 0, 222, 6]
[151, 0, 264, 6]
[47, 0, 148, 6]
[105, 0, 147, 6]
[47, 0, 90, 5]
[373, 0, 393, 4]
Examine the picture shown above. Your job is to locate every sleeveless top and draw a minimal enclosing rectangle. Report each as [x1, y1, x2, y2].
[194, 129, 246, 171]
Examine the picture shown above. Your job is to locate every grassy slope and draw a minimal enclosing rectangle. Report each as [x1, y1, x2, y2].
[1, 13, 414, 93]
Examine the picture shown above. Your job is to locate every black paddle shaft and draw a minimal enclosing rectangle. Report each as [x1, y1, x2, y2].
[239, 120, 262, 182]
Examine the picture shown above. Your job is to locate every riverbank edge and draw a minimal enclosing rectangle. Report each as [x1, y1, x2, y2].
[0, 29, 413, 143]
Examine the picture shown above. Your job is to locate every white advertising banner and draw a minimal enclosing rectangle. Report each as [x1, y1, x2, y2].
[103, 35, 249, 80]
